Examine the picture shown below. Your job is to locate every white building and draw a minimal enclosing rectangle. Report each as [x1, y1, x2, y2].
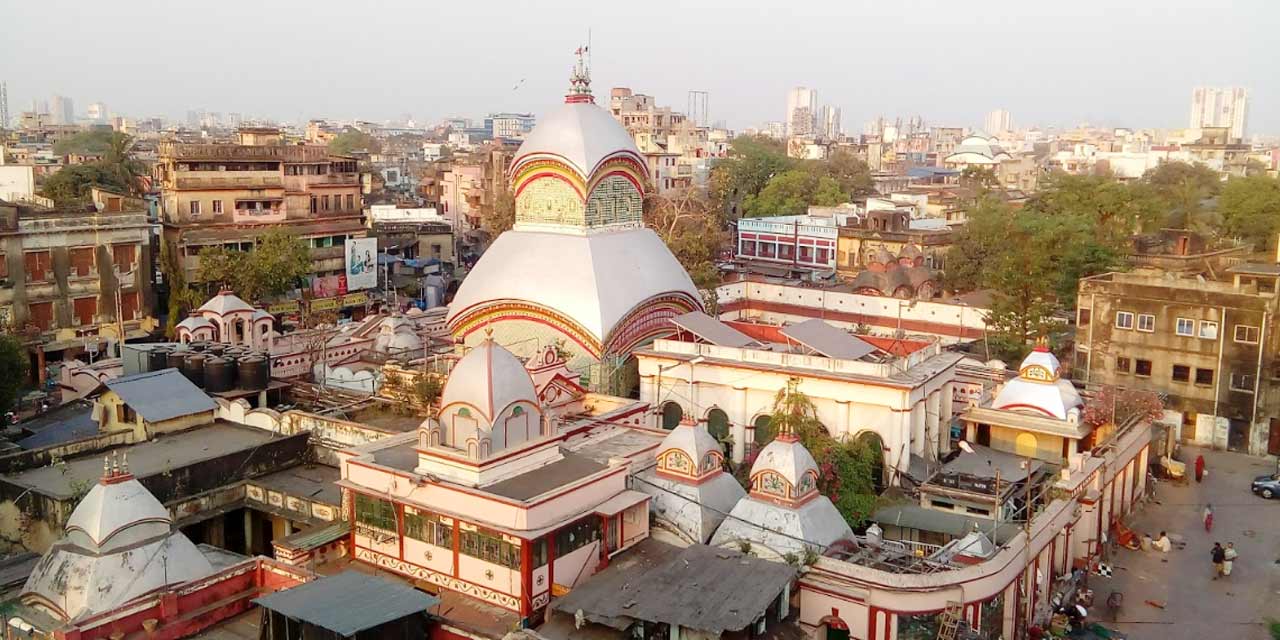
[983, 109, 1013, 135]
[367, 204, 447, 225]
[1190, 86, 1248, 141]
[50, 95, 74, 126]
[785, 87, 817, 137]
[86, 102, 108, 123]
[817, 104, 841, 139]
[0, 165, 36, 202]
[635, 312, 963, 470]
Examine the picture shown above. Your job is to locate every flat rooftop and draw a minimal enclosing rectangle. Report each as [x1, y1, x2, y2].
[251, 464, 342, 506]
[566, 427, 664, 466]
[7, 422, 278, 499]
[482, 451, 607, 500]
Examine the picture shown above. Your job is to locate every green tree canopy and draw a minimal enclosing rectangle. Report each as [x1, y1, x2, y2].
[0, 334, 29, 413]
[709, 135, 792, 218]
[1220, 175, 1280, 251]
[197, 229, 312, 302]
[741, 169, 845, 217]
[481, 189, 516, 237]
[1141, 161, 1223, 230]
[644, 189, 728, 297]
[328, 130, 382, 156]
[40, 164, 127, 207]
[818, 151, 875, 198]
[52, 129, 116, 156]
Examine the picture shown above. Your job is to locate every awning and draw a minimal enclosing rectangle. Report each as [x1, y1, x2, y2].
[594, 490, 649, 517]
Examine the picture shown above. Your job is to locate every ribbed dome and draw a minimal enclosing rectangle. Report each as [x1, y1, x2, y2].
[750, 437, 820, 492]
[990, 345, 1083, 420]
[440, 339, 538, 422]
[64, 476, 171, 553]
[198, 290, 255, 315]
[512, 101, 643, 179]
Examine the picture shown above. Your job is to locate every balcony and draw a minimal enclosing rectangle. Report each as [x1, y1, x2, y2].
[175, 175, 283, 190]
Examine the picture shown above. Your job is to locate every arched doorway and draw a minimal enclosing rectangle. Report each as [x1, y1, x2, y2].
[1015, 433, 1038, 458]
[661, 402, 683, 430]
[706, 408, 730, 449]
[855, 431, 886, 493]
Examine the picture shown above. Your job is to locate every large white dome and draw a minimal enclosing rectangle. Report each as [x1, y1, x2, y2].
[440, 339, 538, 422]
[513, 101, 643, 179]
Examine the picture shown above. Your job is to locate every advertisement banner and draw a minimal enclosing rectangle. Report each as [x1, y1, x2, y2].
[345, 237, 378, 291]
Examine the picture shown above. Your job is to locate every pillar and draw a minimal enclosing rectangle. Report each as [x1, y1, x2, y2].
[639, 374, 655, 406]
[836, 400, 851, 442]
[244, 510, 255, 555]
[940, 382, 954, 448]
[910, 402, 926, 456]
[733, 386, 749, 463]
[926, 391, 941, 457]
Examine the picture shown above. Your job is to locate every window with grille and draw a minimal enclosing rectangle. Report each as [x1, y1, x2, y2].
[555, 517, 600, 556]
[354, 493, 396, 532]
[403, 508, 452, 547]
[1172, 364, 1190, 382]
[459, 527, 521, 569]
[1230, 372, 1256, 392]
[1135, 359, 1152, 377]
[1195, 368, 1214, 386]
[1234, 325, 1260, 344]
[112, 244, 136, 272]
[25, 251, 51, 282]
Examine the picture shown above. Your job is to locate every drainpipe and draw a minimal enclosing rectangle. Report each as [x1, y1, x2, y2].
[1085, 293, 1095, 384]
[1212, 306, 1226, 446]
[1252, 309, 1268, 451]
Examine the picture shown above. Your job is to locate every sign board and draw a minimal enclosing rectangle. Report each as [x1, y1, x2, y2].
[344, 237, 378, 291]
[342, 292, 368, 307]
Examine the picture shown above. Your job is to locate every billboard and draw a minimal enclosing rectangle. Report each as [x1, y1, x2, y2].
[344, 237, 378, 291]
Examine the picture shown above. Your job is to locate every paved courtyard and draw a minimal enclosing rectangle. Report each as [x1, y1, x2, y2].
[1090, 446, 1280, 640]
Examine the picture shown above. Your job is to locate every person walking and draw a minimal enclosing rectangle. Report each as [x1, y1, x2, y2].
[1211, 542, 1225, 579]
[1195, 454, 1206, 482]
[1223, 542, 1238, 577]
[1203, 504, 1214, 532]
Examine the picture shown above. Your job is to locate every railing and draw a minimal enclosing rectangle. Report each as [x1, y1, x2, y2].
[651, 338, 942, 378]
[175, 175, 283, 189]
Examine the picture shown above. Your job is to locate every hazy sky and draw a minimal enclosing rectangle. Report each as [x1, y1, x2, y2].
[2, 0, 1276, 135]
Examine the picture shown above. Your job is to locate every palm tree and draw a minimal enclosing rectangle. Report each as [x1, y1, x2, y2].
[100, 133, 147, 194]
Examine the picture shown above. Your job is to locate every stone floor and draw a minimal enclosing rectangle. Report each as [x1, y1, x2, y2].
[1090, 446, 1280, 640]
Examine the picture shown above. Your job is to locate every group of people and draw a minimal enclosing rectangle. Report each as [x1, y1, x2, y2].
[1211, 541, 1238, 579]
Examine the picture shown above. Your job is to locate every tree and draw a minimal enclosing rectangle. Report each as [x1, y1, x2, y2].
[0, 334, 28, 413]
[1082, 386, 1164, 428]
[960, 166, 999, 189]
[1142, 161, 1222, 230]
[160, 238, 204, 337]
[52, 130, 116, 156]
[328, 130, 382, 156]
[741, 169, 845, 217]
[196, 229, 312, 302]
[819, 152, 875, 198]
[40, 164, 127, 207]
[709, 135, 792, 218]
[644, 189, 728, 293]
[99, 133, 147, 195]
[1220, 175, 1280, 251]
[751, 379, 880, 527]
[482, 189, 516, 237]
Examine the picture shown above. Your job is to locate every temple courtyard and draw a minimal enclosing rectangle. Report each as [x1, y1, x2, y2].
[1091, 446, 1280, 640]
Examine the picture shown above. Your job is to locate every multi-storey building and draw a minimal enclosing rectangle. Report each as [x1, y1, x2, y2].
[1076, 267, 1280, 455]
[0, 191, 156, 382]
[1190, 86, 1249, 141]
[154, 128, 366, 284]
[785, 87, 817, 137]
[485, 112, 536, 139]
[984, 109, 1013, 135]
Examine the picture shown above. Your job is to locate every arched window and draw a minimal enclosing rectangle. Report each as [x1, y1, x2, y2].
[707, 408, 730, 442]
[753, 415, 774, 446]
[457, 407, 471, 418]
[512, 406, 524, 416]
[1015, 433, 1038, 458]
[661, 402, 683, 430]
[855, 431, 886, 493]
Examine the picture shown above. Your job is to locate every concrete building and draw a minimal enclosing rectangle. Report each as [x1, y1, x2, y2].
[49, 95, 73, 126]
[635, 313, 963, 467]
[154, 127, 367, 285]
[0, 165, 36, 202]
[736, 214, 842, 274]
[85, 102, 107, 123]
[1190, 86, 1248, 141]
[818, 104, 842, 139]
[485, 112, 536, 139]
[785, 87, 817, 137]
[836, 207, 954, 285]
[984, 109, 1013, 135]
[0, 195, 156, 380]
[1077, 268, 1280, 455]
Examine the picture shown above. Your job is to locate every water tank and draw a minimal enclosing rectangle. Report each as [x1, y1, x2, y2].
[147, 346, 170, 373]
[205, 343, 226, 357]
[187, 341, 208, 353]
[204, 357, 235, 393]
[238, 355, 269, 391]
[166, 349, 189, 372]
[181, 353, 206, 387]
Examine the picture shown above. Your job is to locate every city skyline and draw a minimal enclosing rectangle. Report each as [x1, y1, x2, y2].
[2, 1, 1278, 135]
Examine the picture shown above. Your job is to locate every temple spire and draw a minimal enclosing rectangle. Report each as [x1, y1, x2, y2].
[565, 45, 593, 104]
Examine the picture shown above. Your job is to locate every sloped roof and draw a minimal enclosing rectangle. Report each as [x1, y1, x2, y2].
[671, 311, 759, 348]
[253, 571, 438, 636]
[440, 340, 537, 422]
[447, 228, 699, 345]
[101, 369, 217, 422]
[64, 478, 171, 552]
[198, 290, 255, 316]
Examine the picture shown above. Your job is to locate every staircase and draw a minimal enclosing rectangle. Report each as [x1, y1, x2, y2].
[936, 601, 966, 640]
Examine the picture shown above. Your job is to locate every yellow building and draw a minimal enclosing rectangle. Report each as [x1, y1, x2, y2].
[89, 368, 218, 439]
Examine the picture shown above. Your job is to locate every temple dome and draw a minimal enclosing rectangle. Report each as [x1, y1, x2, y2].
[656, 417, 725, 481]
[990, 343, 1083, 420]
[199, 290, 255, 316]
[22, 464, 213, 622]
[440, 339, 538, 423]
[750, 436, 821, 498]
[513, 102, 642, 179]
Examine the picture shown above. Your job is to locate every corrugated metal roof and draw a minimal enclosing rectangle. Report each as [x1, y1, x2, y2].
[253, 571, 438, 636]
[780, 319, 877, 360]
[102, 368, 217, 423]
[671, 311, 760, 348]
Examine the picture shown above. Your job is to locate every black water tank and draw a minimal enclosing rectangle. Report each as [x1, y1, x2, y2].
[166, 349, 189, 372]
[182, 353, 206, 387]
[187, 341, 208, 353]
[238, 355, 268, 390]
[204, 357, 235, 393]
[147, 346, 170, 373]
[205, 343, 226, 357]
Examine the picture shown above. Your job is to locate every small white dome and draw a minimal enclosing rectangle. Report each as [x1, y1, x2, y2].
[513, 101, 642, 179]
[198, 290, 255, 316]
[440, 339, 538, 422]
[176, 315, 214, 333]
[990, 345, 1082, 419]
[656, 418, 724, 480]
[64, 476, 171, 553]
[750, 436, 820, 499]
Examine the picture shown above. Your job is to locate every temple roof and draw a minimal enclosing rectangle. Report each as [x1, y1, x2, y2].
[512, 101, 642, 179]
[440, 339, 538, 422]
[446, 228, 699, 345]
[198, 290, 255, 316]
[990, 345, 1082, 420]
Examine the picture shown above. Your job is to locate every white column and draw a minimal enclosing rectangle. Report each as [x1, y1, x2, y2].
[836, 400, 851, 442]
[639, 375, 656, 407]
[733, 386, 748, 463]
[926, 390, 942, 457]
[910, 401, 926, 456]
